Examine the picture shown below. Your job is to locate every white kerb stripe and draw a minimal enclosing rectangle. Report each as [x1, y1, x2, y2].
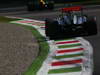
[55, 50, 83, 56]
[52, 56, 83, 62]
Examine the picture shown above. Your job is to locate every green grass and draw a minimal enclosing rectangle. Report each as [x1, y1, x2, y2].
[58, 43, 81, 48]
[48, 66, 82, 74]
[53, 53, 83, 59]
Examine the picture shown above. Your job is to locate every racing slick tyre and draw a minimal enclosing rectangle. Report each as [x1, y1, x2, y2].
[45, 18, 72, 40]
[45, 18, 61, 39]
[84, 16, 97, 35]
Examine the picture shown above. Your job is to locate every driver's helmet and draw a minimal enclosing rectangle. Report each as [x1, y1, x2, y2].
[73, 14, 87, 24]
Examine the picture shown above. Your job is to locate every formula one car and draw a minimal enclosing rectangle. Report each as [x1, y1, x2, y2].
[27, 0, 54, 11]
[45, 6, 97, 40]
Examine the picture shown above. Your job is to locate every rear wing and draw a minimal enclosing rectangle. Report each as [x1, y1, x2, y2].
[61, 6, 82, 12]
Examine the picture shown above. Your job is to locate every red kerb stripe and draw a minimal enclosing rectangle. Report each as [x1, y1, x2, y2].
[51, 59, 82, 66]
[57, 48, 84, 53]
[18, 21, 33, 23]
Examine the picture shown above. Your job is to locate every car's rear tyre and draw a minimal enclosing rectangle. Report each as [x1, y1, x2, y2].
[45, 18, 61, 39]
[85, 16, 97, 35]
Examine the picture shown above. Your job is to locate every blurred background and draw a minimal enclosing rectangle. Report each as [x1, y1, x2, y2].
[0, 0, 100, 75]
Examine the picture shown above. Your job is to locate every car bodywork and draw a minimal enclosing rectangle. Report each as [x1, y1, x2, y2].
[45, 6, 97, 40]
[27, 0, 54, 11]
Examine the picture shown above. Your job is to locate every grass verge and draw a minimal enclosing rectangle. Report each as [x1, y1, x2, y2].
[58, 43, 81, 48]
[48, 66, 82, 74]
[53, 53, 83, 59]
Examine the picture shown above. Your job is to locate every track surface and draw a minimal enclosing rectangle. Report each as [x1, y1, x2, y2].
[0, 23, 39, 75]
[0, 5, 100, 75]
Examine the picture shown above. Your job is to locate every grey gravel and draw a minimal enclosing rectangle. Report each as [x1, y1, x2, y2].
[0, 23, 39, 75]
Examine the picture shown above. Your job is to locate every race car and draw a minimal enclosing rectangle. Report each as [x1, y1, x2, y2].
[27, 0, 54, 11]
[45, 6, 97, 40]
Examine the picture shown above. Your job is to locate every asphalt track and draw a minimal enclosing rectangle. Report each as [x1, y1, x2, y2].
[0, 5, 100, 75]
